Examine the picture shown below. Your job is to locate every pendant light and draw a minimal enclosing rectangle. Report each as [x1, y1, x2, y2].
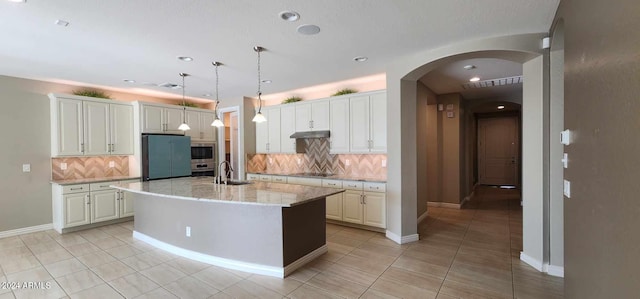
[177, 72, 191, 131]
[252, 46, 267, 123]
[211, 62, 225, 127]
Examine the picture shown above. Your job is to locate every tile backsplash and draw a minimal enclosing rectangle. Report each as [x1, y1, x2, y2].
[52, 156, 129, 180]
[246, 138, 386, 179]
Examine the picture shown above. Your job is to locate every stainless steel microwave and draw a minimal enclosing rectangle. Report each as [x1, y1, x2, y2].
[191, 142, 216, 176]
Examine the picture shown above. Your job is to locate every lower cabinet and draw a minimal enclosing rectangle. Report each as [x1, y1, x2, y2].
[341, 182, 386, 228]
[63, 191, 91, 228]
[91, 190, 119, 223]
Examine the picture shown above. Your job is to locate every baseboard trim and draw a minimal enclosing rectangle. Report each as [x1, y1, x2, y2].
[546, 264, 565, 277]
[133, 231, 325, 278]
[520, 252, 544, 272]
[427, 202, 462, 209]
[417, 210, 429, 224]
[0, 223, 53, 239]
[385, 230, 419, 244]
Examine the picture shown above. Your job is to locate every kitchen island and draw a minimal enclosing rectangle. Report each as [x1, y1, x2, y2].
[111, 177, 343, 278]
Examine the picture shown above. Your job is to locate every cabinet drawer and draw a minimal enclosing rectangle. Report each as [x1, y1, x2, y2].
[287, 177, 323, 187]
[272, 176, 288, 183]
[259, 175, 272, 182]
[322, 179, 343, 188]
[62, 184, 90, 194]
[364, 182, 386, 193]
[247, 174, 260, 181]
[90, 182, 116, 192]
[342, 181, 364, 191]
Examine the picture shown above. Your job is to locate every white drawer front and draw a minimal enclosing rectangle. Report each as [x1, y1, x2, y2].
[364, 182, 386, 193]
[288, 177, 323, 187]
[322, 179, 343, 188]
[247, 174, 260, 181]
[259, 175, 272, 182]
[90, 182, 116, 192]
[62, 184, 90, 194]
[342, 181, 364, 191]
[272, 176, 288, 183]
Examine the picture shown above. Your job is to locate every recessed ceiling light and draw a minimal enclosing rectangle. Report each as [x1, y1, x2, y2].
[177, 56, 193, 62]
[497, 105, 505, 110]
[463, 65, 476, 70]
[297, 24, 320, 35]
[123, 79, 136, 83]
[261, 80, 272, 84]
[469, 77, 480, 82]
[279, 11, 300, 22]
[55, 19, 69, 27]
[353, 56, 368, 62]
[203, 93, 212, 97]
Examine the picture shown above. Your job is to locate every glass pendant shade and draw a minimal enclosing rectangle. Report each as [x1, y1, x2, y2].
[178, 73, 191, 131]
[211, 115, 224, 127]
[178, 122, 190, 131]
[252, 111, 267, 123]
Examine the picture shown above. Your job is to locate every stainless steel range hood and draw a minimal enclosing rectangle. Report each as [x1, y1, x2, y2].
[289, 130, 330, 139]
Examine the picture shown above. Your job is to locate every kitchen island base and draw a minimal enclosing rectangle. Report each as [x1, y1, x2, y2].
[131, 193, 327, 278]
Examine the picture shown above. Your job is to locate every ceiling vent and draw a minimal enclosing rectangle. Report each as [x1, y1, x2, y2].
[156, 82, 182, 89]
[462, 75, 523, 89]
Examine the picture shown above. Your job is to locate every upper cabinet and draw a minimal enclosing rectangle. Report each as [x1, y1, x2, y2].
[350, 92, 386, 153]
[256, 107, 281, 153]
[49, 94, 134, 157]
[185, 110, 217, 142]
[329, 97, 350, 153]
[280, 105, 297, 153]
[140, 104, 185, 135]
[295, 99, 330, 131]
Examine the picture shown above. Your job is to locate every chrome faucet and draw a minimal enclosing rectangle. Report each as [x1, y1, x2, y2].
[215, 161, 234, 185]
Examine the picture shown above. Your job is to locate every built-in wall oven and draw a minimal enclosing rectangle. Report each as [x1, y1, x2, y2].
[191, 142, 216, 177]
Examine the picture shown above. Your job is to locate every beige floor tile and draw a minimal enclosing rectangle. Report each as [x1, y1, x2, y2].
[128, 242, 155, 253]
[336, 254, 390, 276]
[321, 263, 379, 286]
[247, 274, 302, 296]
[76, 251, 117, 268]
[401, 246, 456, 268]
[12, 280, 66, 299]
[55, 269, 105, 294]
[286, 265, 319, 283]
[390, 256, 450, 279]
[333, 228, 378, 241]
[19, 232, 54, 247]
[65, 243, 101, 257]
[91, 237, 126, 251]
[207, 291, 234, 299]
[51, 234, 88, 248]
[0, 292, 14, 299]
[26, 241, 64, 256]
[77, 230, 111, 242]
[136, 250, 175, 264]
[69, 283, 123, 299]
[356, 242, 405, 258]
[104, 245, 142, 260]
[359, 289, 401, 299]
[163, 257, 210, 275]
[221, 280, 282, 299]
[139, 264, 186, 285]
[435, 293, 459, 299]
[34, 248, 74, 265]
[133, 287, 178, 299]
[108, 272, 159, 299]
[306, 271, 368, 298]
[370, 277, 438, 299]
[44, 258, 87, 278]
[0, 237, 25, 250]
[119, 255, 155, 272]
[326, 235, 366, 248]
[6, 266, 52, 283]
[90, 260, 135, 282]
[191, 266, 243, 290]
[0, 246, 33, 262]
[380, 267, 443, 293]
[0, 255, 40, 275]
[98, 226, 131, 237]
[366, 234, 412, 249]
[439, 279, 512, 299]
[164, 276, 219, 299]
[288, 284, 342, 299]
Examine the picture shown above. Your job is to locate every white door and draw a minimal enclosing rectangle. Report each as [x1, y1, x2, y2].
[83, 101, 110, 155]
[369, 93, 387, 153]
[229, 112, 239, 180]
[184, 110, 201, 140]
[267, 108, 281, 153]
[294, 103, 312, 131]
[478, 116, 519, 186]
[141, 105, 164, 133]
[91, 190, 119, 223]
[280, 105, 297, 153]
[311, 100, 330, 130]
[110, 104, 134, 155]
[329, 98, 350, 153]
[57, 98, 84, 156]
[119, 191, 134, 218]
[342, 191, 364, 224]
[199, 112, 216, 141]
[165, 107, 186, 134]
[326, 194, 343, 221]
[363, 192, 386, 228]
[63, 193, 90, 228]
[349, 95, 371, 152]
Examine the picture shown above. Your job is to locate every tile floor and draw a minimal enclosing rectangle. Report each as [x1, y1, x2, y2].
[0, 186, 563, 298]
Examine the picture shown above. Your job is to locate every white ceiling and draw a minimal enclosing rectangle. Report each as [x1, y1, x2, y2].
[0, 0, 559, 103]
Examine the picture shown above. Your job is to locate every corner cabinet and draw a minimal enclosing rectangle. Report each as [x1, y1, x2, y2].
[49, 94, 134, 157]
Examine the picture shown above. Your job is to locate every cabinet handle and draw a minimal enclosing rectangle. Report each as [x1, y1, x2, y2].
[99, 185, 109, 188]
[363, 194, 367, 204]
[328, 183, 336, 186]
[112, 143, 115, 152]
[80, 143, 84, 153]
[86, 194, 90, 204]
[311, 120, 314, 128]
[369, 186, 379, 190]
[70, 187, 83, 190]
[200, 132, 204, 139]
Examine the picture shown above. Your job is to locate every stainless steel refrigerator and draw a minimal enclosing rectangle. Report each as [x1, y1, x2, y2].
[142, 134, 191, 181]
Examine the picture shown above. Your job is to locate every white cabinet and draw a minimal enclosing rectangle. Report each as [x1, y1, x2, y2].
[350, 92, 387, 153]
[363, 191, 386, 227]
[255, 107, 281, 153]
[340, 181, 386, 228]
[185, 110, 217, 142]
[322, 180, 343, 221]
[61, 184, 91, 228]
[342, 190, 364, 224]
[141, 104, 185, 134]
[280, 105, 297, 153]
[295, 100, 330, 131]
[247, 173, 261, 181]
[329, 97, 350, 153]
[50, 94, 134, 156]
[118, 179, 138, 218]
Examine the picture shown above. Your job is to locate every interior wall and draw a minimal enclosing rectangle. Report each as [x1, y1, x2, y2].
[438, 94, 464, 204]
[416, 81, 433, 217]
[556, 0, 640, 296]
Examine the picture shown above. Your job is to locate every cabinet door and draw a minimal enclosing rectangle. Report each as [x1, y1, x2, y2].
[326, 193, 343, 221]
[267, 108, 281, 153]
[63, 192, 91, 228]
[57, 98, 84, 156]
[363, 192, 386, 228]
[141, 105, 164, 133]
[311, 100, 330, 131]
[280, 105, 297, 153]
[199, 112, 216, 141]
[294, 103, 312, 131]
[369, 93, 387, 153]
[342, 191, 364, 224]
[329, 98, 350, 153]
[255, 112, 269, 153]
[349, 95, 371, 152]
[165, 107, 186, 134]
[91, 190, 119, 223]
[83, 101, 110, 155]
[110, 104, 134, 155]
[184, 110, 201, 140]
[119, 191, 134, 218]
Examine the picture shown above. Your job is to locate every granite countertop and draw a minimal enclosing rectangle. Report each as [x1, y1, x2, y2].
[248, 172, 387, 183]
[51, 176, 141, 185]
[111, 176, 344, 207]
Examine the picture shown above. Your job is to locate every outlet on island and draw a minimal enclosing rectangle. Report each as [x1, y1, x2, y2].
[186, 226, 191, 237]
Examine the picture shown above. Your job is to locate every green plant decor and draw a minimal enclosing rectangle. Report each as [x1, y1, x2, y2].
[331, 88, 358, 96]
[282, 96, 303, 104]
[72, 89, 111, 99]
[178, 102, 199, 108]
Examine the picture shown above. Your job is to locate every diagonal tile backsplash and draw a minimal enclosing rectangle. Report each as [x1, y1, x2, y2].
[247, 138, 386, 179]
[52, 156, 130, 180]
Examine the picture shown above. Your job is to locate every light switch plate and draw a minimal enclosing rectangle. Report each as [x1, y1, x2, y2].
[561, 153, 568, 168]
[563, 179, 571, 198]
[22, 164, 31, 172]
[560, 130, 571, 145]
